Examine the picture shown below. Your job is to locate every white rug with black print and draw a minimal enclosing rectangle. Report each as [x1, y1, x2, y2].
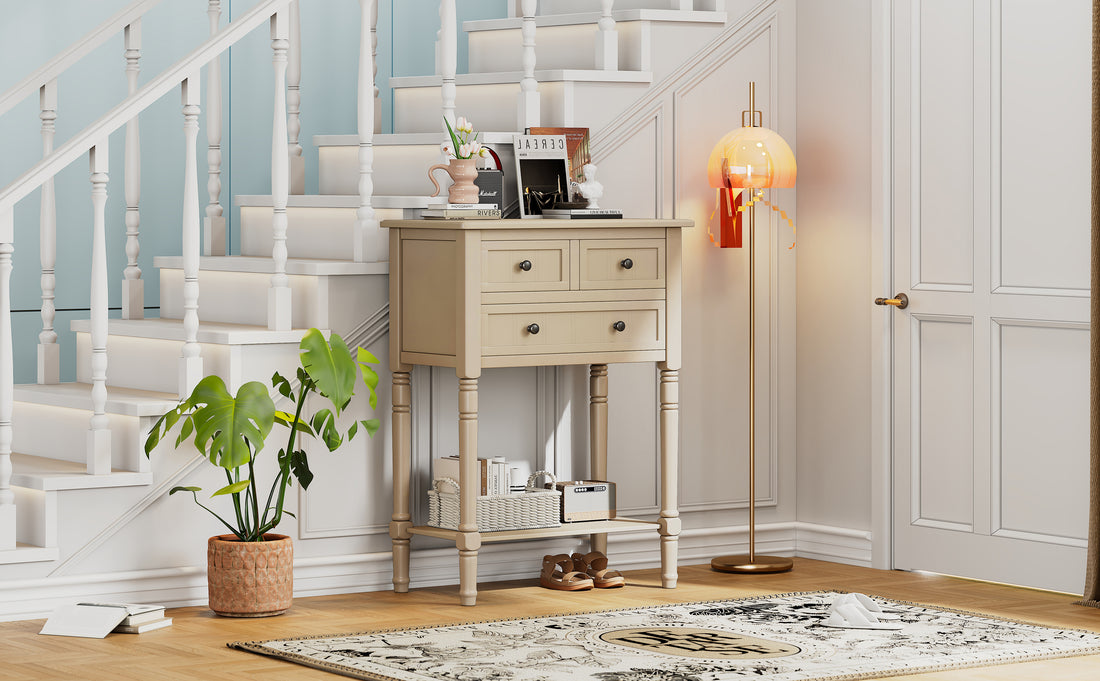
[230, 591, 1100, 681]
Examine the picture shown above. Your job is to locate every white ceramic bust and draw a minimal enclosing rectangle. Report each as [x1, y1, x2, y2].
[574, 163, 603, 209]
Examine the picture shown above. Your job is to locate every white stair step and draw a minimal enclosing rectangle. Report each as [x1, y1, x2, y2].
[391, 71, 651, 134]
[10, 453, 152, 491]
[0, 544, 59, 565]
[235, 194, 419, 260]
[466, 10, 726, 78]
[155, 255, 388, 330]
[315, 133, 518, 200]
[71, 319, 309, 395]
[12, 383, 176, 473]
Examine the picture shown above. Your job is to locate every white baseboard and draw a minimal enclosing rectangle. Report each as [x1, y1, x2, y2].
[0, 521, 873, 622]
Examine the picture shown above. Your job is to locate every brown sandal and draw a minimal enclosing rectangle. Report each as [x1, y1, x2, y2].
[540, 554, 594, 591]
[571, 551, 625, 588]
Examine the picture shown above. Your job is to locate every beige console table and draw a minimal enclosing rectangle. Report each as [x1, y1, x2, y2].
[383, 217, 690, 605]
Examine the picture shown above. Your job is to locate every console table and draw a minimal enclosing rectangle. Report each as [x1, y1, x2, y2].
[383, 217, 690, 605]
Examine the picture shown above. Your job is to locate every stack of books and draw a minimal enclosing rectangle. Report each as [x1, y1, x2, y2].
[541, 208, 622, 219]
[422, 203, 501, 219]
[434, 456, 531, 496]
[81, 602, 172, 634]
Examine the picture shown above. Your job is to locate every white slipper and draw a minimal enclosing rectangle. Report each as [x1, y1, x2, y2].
[845, 592, 901, 620]
[819, 602, 904, 630]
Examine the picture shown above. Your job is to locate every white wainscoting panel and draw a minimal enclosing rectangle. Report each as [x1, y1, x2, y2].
[912, 315, 974, 531]
[996, 0, 1090, 295]
[993, 320, 1089, 545]
[913, 0, 974, 292]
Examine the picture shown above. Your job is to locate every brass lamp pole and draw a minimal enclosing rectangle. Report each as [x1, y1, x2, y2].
[710, 83, 794, 574]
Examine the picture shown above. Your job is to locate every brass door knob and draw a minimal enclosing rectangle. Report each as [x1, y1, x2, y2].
[874, 293, 909, 309]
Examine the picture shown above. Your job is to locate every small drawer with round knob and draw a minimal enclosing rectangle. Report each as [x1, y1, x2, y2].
[578, 238, 665, 290]
[481, 240, 570, 292]
[482, 301, 665, 357]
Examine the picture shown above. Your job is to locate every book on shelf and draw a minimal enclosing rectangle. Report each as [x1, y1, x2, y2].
[422, 208, 502, 219]
[527, 127, 591, 186]
[426, 202, 498, 210]
[113, 617, 173, 634]
[432, 456, 511, 496]
[540, 208, 622, 219]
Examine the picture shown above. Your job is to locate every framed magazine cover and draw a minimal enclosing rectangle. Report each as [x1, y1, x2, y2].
[513, 134, 570, 217]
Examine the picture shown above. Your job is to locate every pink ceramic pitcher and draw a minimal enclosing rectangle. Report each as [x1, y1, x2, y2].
[428, 157, 480, 204]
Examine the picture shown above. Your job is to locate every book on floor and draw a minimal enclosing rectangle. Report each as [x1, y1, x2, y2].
[78, 601, 165, 625]
[113, 617, 173, 634]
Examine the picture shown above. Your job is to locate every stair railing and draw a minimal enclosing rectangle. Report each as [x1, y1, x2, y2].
[0, 0, 164, 378]
[0, 0, 342, 527]
[596, 1, 618, 70]
[517, 0, 541, 129]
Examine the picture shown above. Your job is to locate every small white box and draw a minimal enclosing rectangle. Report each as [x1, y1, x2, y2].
[554, 480, 616, 522]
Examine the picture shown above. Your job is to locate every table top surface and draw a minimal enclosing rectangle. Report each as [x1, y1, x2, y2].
[381, 217, 694, 230]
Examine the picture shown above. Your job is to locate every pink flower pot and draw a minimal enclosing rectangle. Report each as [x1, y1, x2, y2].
[428, 157, 480, 204]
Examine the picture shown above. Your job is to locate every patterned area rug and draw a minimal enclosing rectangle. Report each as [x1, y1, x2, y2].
[229, 591, 1100, 681]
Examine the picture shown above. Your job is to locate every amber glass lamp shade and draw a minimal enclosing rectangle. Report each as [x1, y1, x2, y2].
[707, 126, 797, 190]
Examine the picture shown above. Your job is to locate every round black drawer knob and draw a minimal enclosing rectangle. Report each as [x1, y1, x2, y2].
[527, 323, 540, 335]
[519, 259, 533, 271]
[613, 321, 626, 332]
[620, 258, 634, 270]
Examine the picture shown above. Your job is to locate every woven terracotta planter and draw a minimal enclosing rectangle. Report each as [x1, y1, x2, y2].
[207, 533, 293, 617]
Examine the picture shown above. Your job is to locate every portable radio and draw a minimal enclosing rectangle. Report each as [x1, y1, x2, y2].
[552, 481, 616, 522]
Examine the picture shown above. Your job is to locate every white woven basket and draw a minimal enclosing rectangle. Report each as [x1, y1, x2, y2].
[427, 471, 561, 532]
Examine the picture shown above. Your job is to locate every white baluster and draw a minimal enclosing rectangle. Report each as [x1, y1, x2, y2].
[37, 81, 59, 384]
[371, 0, 380, 134]
[440, 0, 457, 133]
[595, 1, 617, 71]
[517, 0, 540, 129]
[88, 142, 111, 476]
[269, 11, 292, 329]
[356, 0, 383, 263]
[671, 0, 692, 9]
[204, 1, 226, 256]
[0, 230, 15, 548]
[287, 0, 304, 194]
[180, 77, 203, 396]
[122, 21, 144, 319]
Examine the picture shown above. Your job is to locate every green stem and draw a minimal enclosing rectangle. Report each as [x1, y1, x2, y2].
[247, 456, 260, 540]
[226, 468, 247, 537]
[189, 490, 246, 541]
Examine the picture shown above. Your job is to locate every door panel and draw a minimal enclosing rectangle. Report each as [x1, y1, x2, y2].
[891, 0, 1090, 594]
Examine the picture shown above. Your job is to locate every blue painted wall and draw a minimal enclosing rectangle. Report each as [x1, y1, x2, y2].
[0, 0, 505, 383]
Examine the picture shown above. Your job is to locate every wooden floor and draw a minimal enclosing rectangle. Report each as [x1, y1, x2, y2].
[4, 558, 1100, 680]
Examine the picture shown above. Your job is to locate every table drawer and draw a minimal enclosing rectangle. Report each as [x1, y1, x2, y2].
[482, 301, 665, 356]
[482, 240, 570, 292]
[579, 238, 664, 290]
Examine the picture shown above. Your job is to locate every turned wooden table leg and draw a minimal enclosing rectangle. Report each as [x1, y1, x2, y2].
[658, 363, 680, 588]
[458, 376, 480, 606]
[589, 364, 608, 556]
[389, 368, 413, 593]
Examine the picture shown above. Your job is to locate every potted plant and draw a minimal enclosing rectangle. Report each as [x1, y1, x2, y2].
[144, 328, 381, 617]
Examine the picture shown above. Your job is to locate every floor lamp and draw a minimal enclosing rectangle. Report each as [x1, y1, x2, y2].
[708, 82, 797, 574]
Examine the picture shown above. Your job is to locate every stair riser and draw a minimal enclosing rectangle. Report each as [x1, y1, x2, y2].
[394, 81, 650, 135]
[318, 144, 518, 200]
[11, 403, 148, 473]
[537, 0, 695, 12]
[159, 269, 330, 329]
[320, 144, 443, 196]
[469, 22, 646, 73]
[76, 334, 304, 397]
[240, 206, 405, 260]
[13, 487, 56, 549]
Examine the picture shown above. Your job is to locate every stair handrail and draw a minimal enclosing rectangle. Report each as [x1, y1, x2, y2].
[0, 0, 294, 216]
[0, 0, 164, 117]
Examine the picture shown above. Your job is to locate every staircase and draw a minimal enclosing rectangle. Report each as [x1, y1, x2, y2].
[0, 0, 734, 616]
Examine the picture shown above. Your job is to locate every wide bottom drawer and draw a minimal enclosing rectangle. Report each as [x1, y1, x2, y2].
[482, 301, 665, 356]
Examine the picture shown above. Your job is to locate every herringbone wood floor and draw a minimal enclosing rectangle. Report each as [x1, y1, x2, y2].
[3, 558, 1099, 680]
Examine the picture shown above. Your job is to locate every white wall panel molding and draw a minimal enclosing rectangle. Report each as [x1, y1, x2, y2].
[909, 313, 975, 534]
[0, 516, 871, 621]
[989, 317, 1089, 549]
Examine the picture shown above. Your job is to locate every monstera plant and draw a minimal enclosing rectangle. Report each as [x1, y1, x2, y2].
[144, 328, 380, 616]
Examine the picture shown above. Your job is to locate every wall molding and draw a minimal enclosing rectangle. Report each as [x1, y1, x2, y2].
[2, 521, 871, 622]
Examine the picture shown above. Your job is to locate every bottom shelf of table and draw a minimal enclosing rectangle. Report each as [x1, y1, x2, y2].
[409, 517, 658, 543]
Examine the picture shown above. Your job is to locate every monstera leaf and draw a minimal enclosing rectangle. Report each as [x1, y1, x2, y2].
[299, 329, 358, 415]
[184, 376, 276, 470]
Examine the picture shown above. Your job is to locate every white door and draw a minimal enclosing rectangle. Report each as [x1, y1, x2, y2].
[890, 0, 1091, 594]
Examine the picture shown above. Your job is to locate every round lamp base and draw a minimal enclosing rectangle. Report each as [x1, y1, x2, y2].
[710, 555, 794, 574]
